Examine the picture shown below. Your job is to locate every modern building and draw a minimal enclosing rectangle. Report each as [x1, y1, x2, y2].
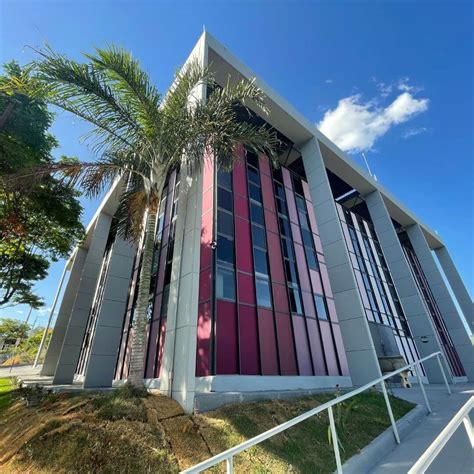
[41, 32, 473, 413]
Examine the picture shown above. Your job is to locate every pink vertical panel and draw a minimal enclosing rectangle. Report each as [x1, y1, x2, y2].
[326, 298, 338, 323]
[310, 269, 324, 295]
[306, 318, 327, 375]
[235, 217, 254, 274]
[332, 324, 349, 375]
[155, 245, 168, 302]
[291, 222, 303, 245]
[234, 194, 250, 220]
[319, 263, 333, 297]
[306, 201, 320, 236]
[264, 208, 279, 235]
[285, 189, 299, 225]
[282, 167, 293, 190]
[266, 231, 286, 284]
[313, 235, 324, 255]
[239, 305, 260, 375]
[302, 291, 316, 318]
[233, 156, 248, 197]
[196, 301, 212, 376]
[200, 212, 213, 270]
[216, 300, 239, 374]
[292, 315, 313, 375]
[261, 173, 276, 213]
[302, 179, 312, 203]
[202, 156, 214, 191]
[273, 283, 290, 313]
[275, 312, 298, 375]
[320, 320, 339, 375]
[294, 243, 311, 292]
[199, 269, 212, 303]
[259, 153, 271, 176]
[238, 273, 256, 305]
[202, 187, 214, 215]
[145, 320, 161, 378]
[155, 319, 167, 377]
[258, 308, 279, 375]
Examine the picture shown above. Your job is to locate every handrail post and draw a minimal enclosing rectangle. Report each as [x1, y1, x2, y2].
[414, 362, 432, 414]
[380, 380, 400, 444]
[226, 456, 233, 473]
[328, 406, 343, 474]
[435, 353, 451, 395]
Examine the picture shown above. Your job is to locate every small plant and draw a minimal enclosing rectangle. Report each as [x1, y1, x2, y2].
[17, 384, 47, 407]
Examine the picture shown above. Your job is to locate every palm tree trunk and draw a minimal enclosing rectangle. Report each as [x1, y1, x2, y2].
[127, 207, 157, 387]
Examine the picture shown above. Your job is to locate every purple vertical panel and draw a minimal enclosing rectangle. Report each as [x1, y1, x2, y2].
[216, 300, 239, 374]
[332, 324, 349, 375]
[266, 230, 286, 284]
[320, 321, 339, 375]
[284, 190, 299, 226]
[294, 243, 311, 291]
[196, 302, 212, 376]
[319, 263, 333, 298]
[306, 318, 327, 375]
[239, 305, 260, 375]
[238, 273, 256, 305]
[258, 308, 279, 375]
[292, 316, 313, 375]
[261, 174, 276, 213]
[235, 217, 254, 274]
[155, 319, 166, 377]
[145, 321, 160, 378]
[259, 153, 272, 176]
[275, 312, 298, 375]
[310, 269, 324, 295]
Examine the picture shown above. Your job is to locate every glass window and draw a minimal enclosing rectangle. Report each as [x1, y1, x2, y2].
[279, 216, 291, 237]
[299, 210, 310, 230]
[218, 187, 233, 211]
[293, 178, 304, 197]
[281, 238, 294, 260]
[314, 295, 328, 320]
[272, 168, 283, 184]
[254, 248, 269, 276]
[249, 182, 261, 202]
[256, 278, 272, 308]
[252, 224, 266, 249]
[285, 259, 298, 283]
[274, 183, 286, 200]
[250, 202, 264, 225]
[305, 247, 318, 270]
[288, 286, 303, 314]
[217, 170, 232, 189]
[218, 210, 234, 237]
[246, 151, 259, 168]
[217, 235, 234, 266]
[302, 228, 313, 248]
[216, 266, 235, 300]
[276, 197, 287, 216]
[247, 166, 260, 185]
[295, 195, 306, 211]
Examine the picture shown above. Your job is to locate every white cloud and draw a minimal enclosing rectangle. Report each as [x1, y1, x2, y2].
[317, 91, 429, 153]
[403, 126, 429, 138]
[325, 79, 333, 84]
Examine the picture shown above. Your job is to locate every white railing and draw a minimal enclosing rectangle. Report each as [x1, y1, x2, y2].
[182, 351, 451, 474]
[408, 395, 473, 473]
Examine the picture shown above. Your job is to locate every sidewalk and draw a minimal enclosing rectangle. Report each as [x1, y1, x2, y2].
[0, 363, 42, 379]
[370, 383, 473, 473]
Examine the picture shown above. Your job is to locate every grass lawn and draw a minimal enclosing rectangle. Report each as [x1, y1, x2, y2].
[0, 377, 14, 412]
[0, 385, 414, 473]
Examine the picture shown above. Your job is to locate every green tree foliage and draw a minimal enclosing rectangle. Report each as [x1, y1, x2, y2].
[0, 317, 30, 341]
[0, 61, 85, 308]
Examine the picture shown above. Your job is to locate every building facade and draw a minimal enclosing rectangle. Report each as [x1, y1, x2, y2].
[42, 32, 473, 413]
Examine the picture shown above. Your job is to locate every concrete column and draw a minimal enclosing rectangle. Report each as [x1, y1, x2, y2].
[41, 248, 87, 376]
[159, 164, 203, 413]
[83, 237, 136, 388]
[301, 138, 381, 385]
[407, 224, 474, 380]
[365, 190, 448, 383]
[434, 246, 473, 333]
[53, 213, 112, 384]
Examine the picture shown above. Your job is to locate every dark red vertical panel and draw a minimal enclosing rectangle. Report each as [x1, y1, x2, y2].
[275, 312, 298, 375]
[216, 300, 239, 374]
[261, 174, 276, 213]
[266, 230, 286, 284]
[257, 308, 279, 375]
[235, 217, 254, 274]
[292, 316, 313, 375]
[238, 305, 260, 375]
[306, 318, 327, 375]
[196, 301, 212, 376]
[238, 273, 256, 305]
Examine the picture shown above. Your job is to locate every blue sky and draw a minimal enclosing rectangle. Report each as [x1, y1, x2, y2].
[1, 0, 472, 327]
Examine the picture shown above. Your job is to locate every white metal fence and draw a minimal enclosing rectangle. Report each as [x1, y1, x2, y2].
[182, 351, 451, 474]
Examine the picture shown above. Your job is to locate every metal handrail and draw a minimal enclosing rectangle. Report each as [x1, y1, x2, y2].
[408, 396, 473, 473]
[182, 351, 451, 474]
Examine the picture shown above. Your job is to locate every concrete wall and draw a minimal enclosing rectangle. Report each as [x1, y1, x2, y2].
[52, 213, 112, 384]
[301, 138, 381, 385]
[434, 246, 473, 334]
[407, 224, 474, 381]
[41, 248, 87, 376]
[365, 190, 448, 383]
[83, 237, 136, 388]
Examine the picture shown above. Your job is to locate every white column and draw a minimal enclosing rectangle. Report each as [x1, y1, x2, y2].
[407, 224, 473, 381]
[41, 248, 87, 376]
[83, 237, 136, 388]
[365, 190, 448, 383]
[434, 246, 473, 333]
[301, 137, 381, 385]
[53, 213, 112, 384]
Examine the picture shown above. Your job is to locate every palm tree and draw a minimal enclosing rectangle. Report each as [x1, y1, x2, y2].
[29, 46, 279, 387]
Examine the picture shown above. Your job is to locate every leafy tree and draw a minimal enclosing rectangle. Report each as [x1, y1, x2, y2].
[0, 62, 84, 308]
[30, 46, 279, 387]
[0, 317, 30, 342]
